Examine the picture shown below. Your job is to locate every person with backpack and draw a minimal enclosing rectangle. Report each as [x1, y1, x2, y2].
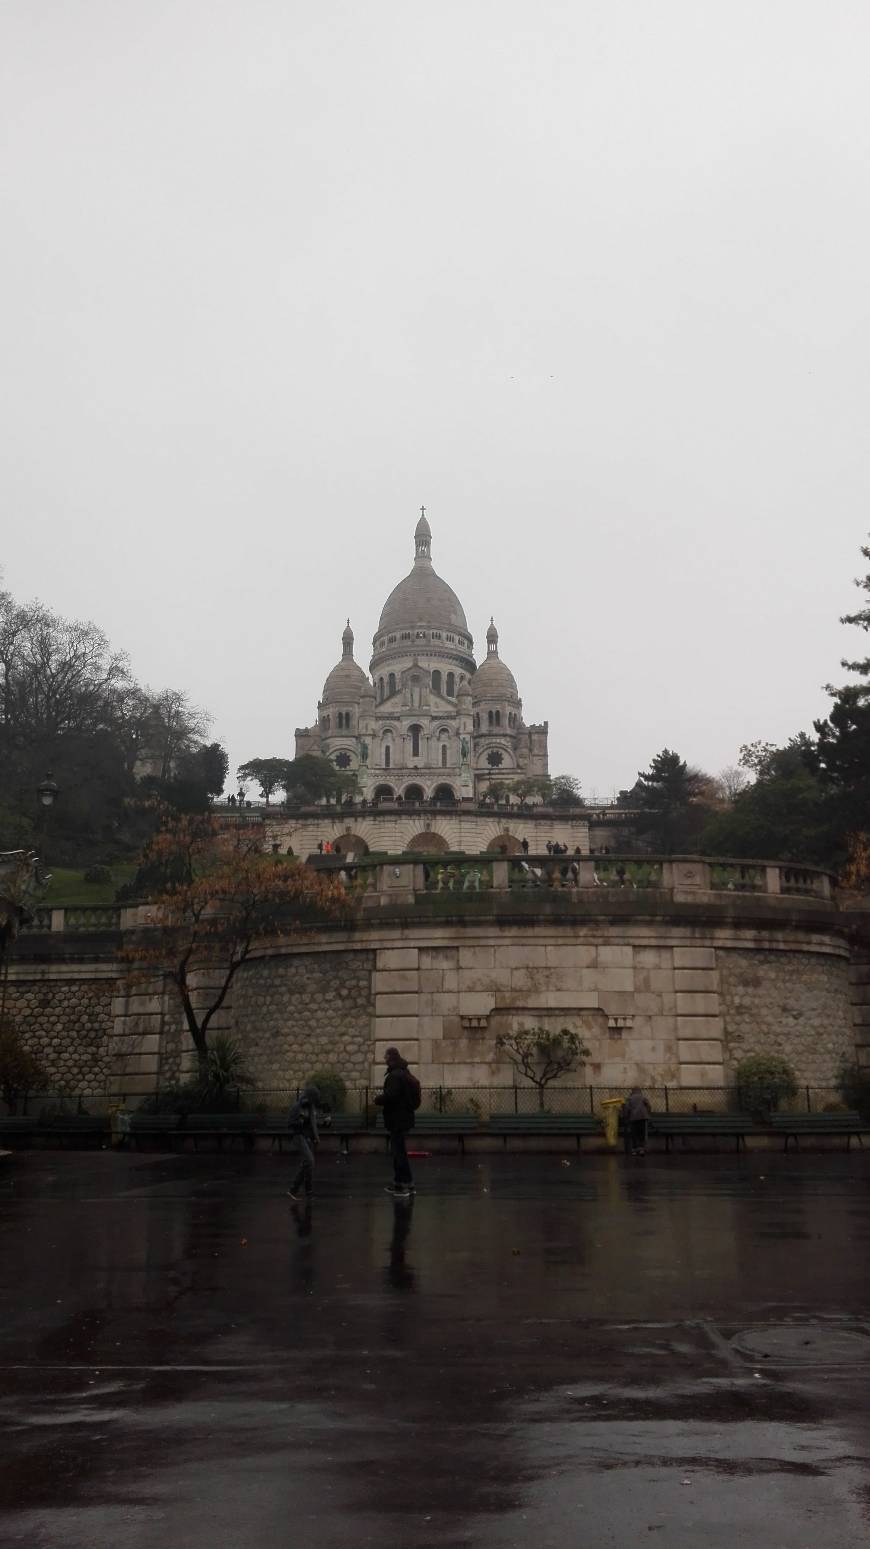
[374, 1047, 421, 1199]
[287, 1084, 321, 1201]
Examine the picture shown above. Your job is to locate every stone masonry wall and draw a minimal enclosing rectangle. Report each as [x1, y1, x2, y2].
[718, 948, 855, 1085]
[5, 973, 114, 1093]
[231, 950, 375, 1089]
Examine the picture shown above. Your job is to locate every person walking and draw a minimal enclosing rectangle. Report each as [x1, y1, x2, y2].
[287, 1084, 321, 1201]
[622, 1087, 652, 1157]
[521, 837, 529, 854]
[374, 1047, 421, 1199]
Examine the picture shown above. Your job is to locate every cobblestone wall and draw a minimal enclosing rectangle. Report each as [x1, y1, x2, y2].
[718, 948, 855, 1083]
[5, 976, 114, 1092]
[231, 951, 375, 1088]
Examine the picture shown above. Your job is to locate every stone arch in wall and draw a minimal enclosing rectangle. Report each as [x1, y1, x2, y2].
[372, 785, 395, 802]
[432, 784, 458, 805]
[485, 832, 522, 854]
[402, 783, 426, 805]
[404, 830, 450, 853]
[332, 833, 370, 857]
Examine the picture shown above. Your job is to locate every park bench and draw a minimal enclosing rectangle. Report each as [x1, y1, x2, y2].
[36, 1113, 109, 1147]
[182, 1113, 263, 1151]
[0, 1116, 36, 1147]
[128, 1113, 183, 1149]
[651, 1114, 758, 1152]
[412, 1113, 482, 1155]
[488, 1113, 602, 1150]
[768, 1112, 868, 1151]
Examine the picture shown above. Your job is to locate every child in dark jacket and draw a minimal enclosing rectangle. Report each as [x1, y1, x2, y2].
[287, 1085, 321, 1200]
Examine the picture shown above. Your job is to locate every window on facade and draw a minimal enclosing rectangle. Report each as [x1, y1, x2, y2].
[495, 710, 501, 727]
[322, 715, 330, 731]
[431, 669, 442, 694]
[488, 710, 494, 727]
[378, 678, 384, 701]
[446, 672, 455, 697]
[388, 672, 396, 696]
[384, 743, 391, 769]
[334, 751, 352, 769]
[409, 725, 423, 757]
[441, 744, 448, 767]
[487, 749, 504, 768]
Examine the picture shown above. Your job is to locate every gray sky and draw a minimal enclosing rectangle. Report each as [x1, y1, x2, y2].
[2, 1, 868, 797]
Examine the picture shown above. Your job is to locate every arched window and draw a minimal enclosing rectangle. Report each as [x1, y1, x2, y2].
[410, 724, 422, 758]
[446, 672, 455, 697]
[431, 669, 442, 695]
[384, 743, 391, 769]
[322, 715, 330, 731]
[488, 710, 494, 727]
[378, 678, 384, 702]
[495, 710, 501, 727]
[388, 672, 396, 696]
[441, 744, 448, 768]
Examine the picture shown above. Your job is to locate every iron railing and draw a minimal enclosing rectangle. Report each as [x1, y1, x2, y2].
[5, 1085, 850, 1120]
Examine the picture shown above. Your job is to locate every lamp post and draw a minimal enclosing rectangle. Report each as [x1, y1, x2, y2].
[35, 772, 59, 866]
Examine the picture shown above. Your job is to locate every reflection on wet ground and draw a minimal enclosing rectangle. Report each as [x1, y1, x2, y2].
[1, 1150, 868, 1547]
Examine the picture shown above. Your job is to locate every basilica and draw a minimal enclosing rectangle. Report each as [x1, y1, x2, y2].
[294, 513, 549, 803]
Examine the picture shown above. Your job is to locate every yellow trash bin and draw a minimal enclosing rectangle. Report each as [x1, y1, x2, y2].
[600, 1097, 623, 1149]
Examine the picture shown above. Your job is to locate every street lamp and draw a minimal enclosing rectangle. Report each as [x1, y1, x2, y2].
[37, 773, 59, 808]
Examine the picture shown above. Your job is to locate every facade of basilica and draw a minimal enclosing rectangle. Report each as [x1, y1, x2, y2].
[294, 513, 549, 803]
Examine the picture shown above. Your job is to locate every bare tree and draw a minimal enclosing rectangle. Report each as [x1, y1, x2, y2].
[717, 765, 751, 803]
[495, 1026, 590, 1110]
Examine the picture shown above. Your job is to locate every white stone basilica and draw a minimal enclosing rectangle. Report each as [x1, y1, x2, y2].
[295, 513, 549, 803]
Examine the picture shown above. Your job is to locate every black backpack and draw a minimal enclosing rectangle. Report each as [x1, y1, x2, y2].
[405, 1071, 422, 1111]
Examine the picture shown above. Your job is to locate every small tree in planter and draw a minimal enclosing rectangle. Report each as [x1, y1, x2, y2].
[495, 1026, 589, 1111]
[734, 1054, 798, 1117]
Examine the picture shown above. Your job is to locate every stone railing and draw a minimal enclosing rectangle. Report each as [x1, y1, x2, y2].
[340, 853, 835, 904]
[13, 856, 835, 933]
[20, 904, 123, 934]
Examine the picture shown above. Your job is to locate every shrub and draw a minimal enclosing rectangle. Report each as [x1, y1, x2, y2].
[734, 1055, 798, 1116]
[83, 864, 113, 884]
[0, 1023, 50, 1114]
[306, 1068, 347, 1113]
[837, 1061, 870, 1122]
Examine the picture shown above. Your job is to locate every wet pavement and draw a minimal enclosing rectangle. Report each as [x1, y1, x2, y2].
[1, 1148, 869, 1548]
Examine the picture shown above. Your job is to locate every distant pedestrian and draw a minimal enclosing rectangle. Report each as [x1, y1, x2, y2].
[287, 1084, 321, 1200]
[317, 840, 324, 854]
[546, 841, 553, 855]
[374, 1047, 421, 1199]
[521, 838, 529, 854]
[622, 1087, 652, 1157]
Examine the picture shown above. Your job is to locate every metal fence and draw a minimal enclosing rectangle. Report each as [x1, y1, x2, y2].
[5, 1084, 849, 1119]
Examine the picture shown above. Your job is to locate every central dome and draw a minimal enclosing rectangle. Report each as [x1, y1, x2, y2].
[377, 513, 469, 636]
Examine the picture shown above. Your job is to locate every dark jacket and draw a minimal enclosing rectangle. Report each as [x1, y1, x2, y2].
[622, 1092, 651, 1123]
[379, 1061, 417, 1133]
[288, 1086, 321, 1143]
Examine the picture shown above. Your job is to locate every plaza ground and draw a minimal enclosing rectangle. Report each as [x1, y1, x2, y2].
[1, 1149, 868, 1548]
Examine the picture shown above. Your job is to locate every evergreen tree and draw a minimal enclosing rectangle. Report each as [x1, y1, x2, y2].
[634, 748, 706, 852]
[814, 534, 870, 836]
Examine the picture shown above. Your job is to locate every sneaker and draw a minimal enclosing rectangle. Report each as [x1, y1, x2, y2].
[287, 1190, 302, 1201]
[385, 1185, 411, 1198]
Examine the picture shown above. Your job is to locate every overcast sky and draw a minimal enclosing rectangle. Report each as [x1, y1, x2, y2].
[2, 1, 868, 797]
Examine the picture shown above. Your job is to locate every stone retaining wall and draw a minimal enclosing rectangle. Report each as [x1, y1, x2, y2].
[231, 950, 374, 1089]
[718, 948, 855, 1084]
[4, 969, 114, 1092]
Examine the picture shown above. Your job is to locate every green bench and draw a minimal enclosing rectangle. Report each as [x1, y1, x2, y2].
[408, 1113, 482, 1155]
[488, 1113, 602, 1149]
[0, 1117, 36, 1147]
[651, 1114, 758, 1152]
[768, 1112, 868, 1150]
[34, 1114, 108, 1147]
[128, 1113, 186, 1149]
